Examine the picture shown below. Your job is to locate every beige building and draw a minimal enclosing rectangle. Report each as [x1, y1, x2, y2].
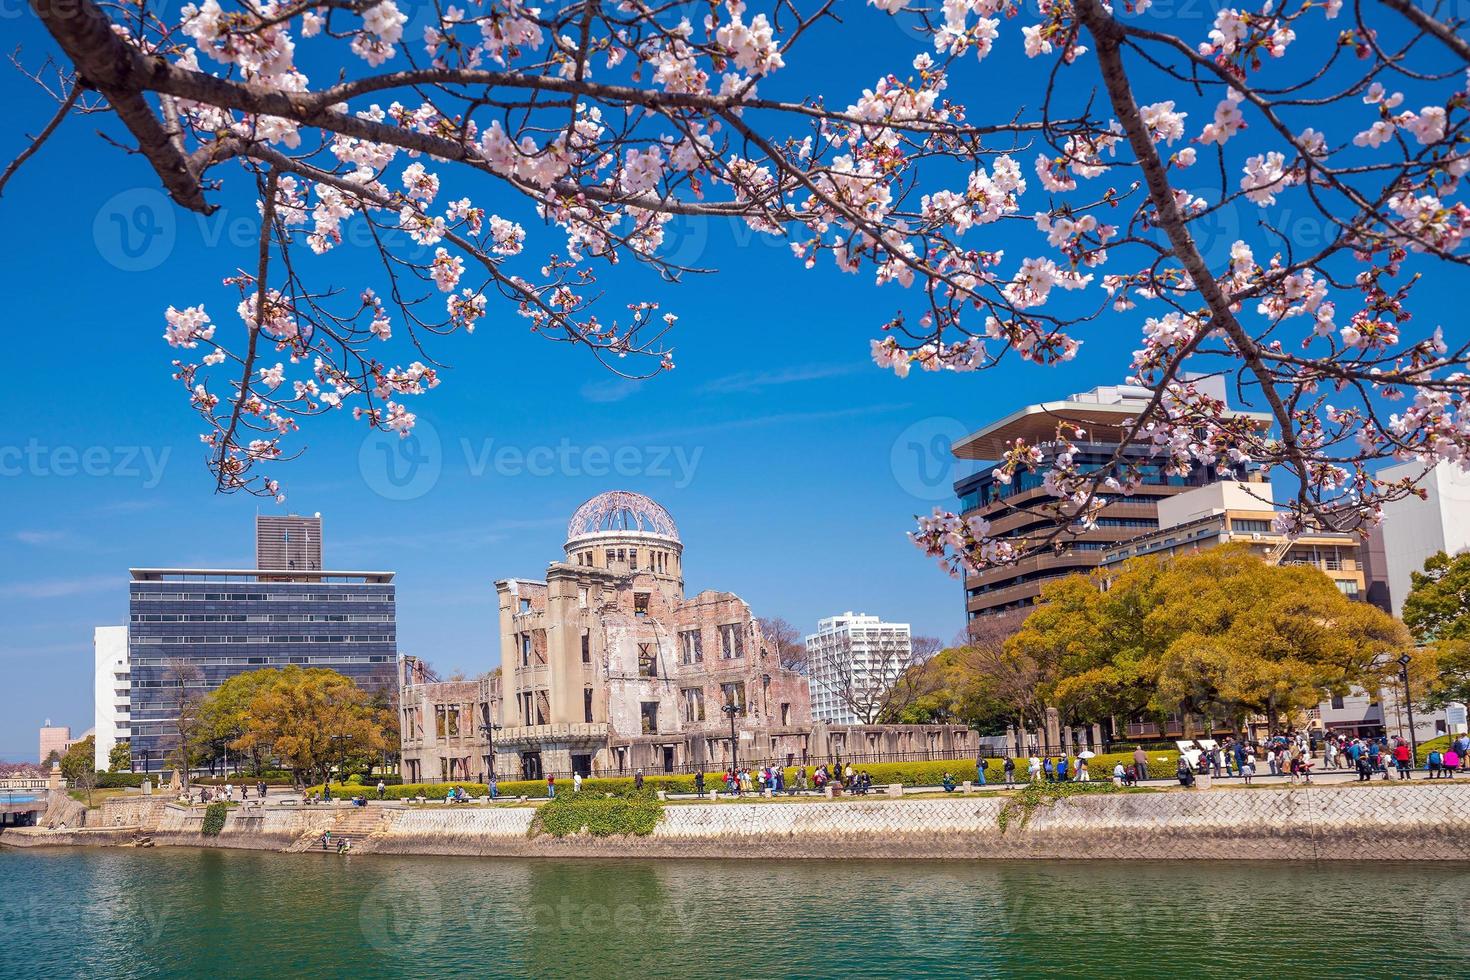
[1097, 479, 1367, 598]
[400, 491, 975, 783]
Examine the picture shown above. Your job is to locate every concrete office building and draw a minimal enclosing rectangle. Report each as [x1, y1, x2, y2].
[805, 613, 913, 725]
[93, 626, 130, 772]
[951, 381, 1272, 627]
[38, 722, 71, 765]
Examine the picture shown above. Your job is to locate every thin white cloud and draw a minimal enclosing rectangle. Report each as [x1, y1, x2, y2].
[700, 363, 864, 395]
[580, 377, 646, 403]
[627, 402, 910, 442]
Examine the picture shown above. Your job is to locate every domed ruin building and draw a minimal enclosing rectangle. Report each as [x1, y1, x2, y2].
[399, 492, 974, 783]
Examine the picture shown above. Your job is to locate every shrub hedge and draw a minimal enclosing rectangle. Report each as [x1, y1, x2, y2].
[532, 791, 664, 837]
[304, 751, 1182, 801]
[201, 801, 232, 836]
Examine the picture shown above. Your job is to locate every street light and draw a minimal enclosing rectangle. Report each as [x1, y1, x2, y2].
[140, 749, 150, 775]
[722, 698, 741, 775]
[1397, 653, 1419, 766]
[479, 723, 502, 782]
[330, 734, 351, 790]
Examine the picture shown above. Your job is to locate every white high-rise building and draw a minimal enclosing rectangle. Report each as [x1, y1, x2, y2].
[1378, 459, 1470, 617]
[805, 613, 912, 725]
[93, 626, 130, 772]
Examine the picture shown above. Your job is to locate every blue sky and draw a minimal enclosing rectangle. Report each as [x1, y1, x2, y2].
[0, 4, 1461, 759]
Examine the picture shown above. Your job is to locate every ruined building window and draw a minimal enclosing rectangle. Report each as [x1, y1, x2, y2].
[634, 592, 650, 617]
[535, 690, 550, 726]
[584, 687, 594, 723]
[581, 629, 591, 663]
[606, 549, 616, 565]
[781, 702, 791, 726]
[638, 642, 658, 678]
[682, 687, 705, 722]
[519, 597, 531, 613]
[578, 587, 588, 608]
[641, 702, 659, 734]
[629, 548, 638, 568]
[520, 633, 532, 667]
[721, 681, 746, 712]
[679, 629, 703, 665]
[435, 705, 448, 738]
[719, 623, 744, 659]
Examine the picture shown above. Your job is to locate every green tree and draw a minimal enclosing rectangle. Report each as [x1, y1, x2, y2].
[108, 740, 132, 773]
[1402, 551, 1470, 643]
[1396, 551, 1470, 709]
[233, 667, 390, 787]
[60, 736, 97, 805]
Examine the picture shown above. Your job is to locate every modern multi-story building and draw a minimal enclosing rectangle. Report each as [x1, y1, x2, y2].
[1375, 458, 1470, 617]
[255, 513, 323, 572]
[950, 381, 1272, 627]
[92, 626, 130, 772]
[805, 613, 913, 725]
[399, 491, 975, 783]
[1097, 479, 1367, 597]
[123, 516, 397, 772]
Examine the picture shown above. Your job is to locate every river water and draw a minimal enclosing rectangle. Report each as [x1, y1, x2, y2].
[2, 848, 1466, 977]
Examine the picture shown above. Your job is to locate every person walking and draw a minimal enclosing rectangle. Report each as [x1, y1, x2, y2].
[1003, 756, 1016, 787]
[546, 774, 556, 799]
[634, 769, 644, 791]
[797, 766, 808, 793]
[258, 781, 268, 800]
[376, 779, 387, 799]
[573, 771, 583, 793]
[976, 753, 988, 787]
[1133, 746, 1149, 782]
[694, 770, 705, 798]
[489, 774, 498, 799]
[1393, 741, 1412, 779]
[1027, 755, 1042, 782]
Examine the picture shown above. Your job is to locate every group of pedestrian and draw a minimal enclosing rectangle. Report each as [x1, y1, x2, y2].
[1015, 752, 1093, 784]
[197, 781, 269, 803]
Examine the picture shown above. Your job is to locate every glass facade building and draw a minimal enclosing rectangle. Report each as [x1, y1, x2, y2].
[126, 568, 397, 771]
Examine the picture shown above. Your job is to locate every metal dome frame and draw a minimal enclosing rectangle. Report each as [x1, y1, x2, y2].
[567, 490, 679, 540]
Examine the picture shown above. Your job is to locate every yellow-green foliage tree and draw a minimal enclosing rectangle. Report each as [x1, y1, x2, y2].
[192, 669, 281, 774]
[1009, 544, 1411, 735]
[231, 666, 390, 787]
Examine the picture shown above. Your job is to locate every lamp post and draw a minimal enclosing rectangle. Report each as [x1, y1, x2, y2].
[722, 699, 740, 775]
[479, 723, 502, 782]
[1397, 654, 1419, 766]
[140, 749, 151, 775]
[330, 733, 350, 790]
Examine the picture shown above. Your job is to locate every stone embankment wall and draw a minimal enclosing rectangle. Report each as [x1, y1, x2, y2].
[7, 784, 1468, 860]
